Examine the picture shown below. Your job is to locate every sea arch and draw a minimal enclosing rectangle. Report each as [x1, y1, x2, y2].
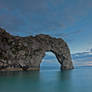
[29, 34, 74, 70]
[0, 28, 74, 71]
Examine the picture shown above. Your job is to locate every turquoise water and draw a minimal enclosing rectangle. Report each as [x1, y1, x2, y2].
[0, 65, 92, 92]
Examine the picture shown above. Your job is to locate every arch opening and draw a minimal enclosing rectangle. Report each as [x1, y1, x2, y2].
[40, 51, 61, 71]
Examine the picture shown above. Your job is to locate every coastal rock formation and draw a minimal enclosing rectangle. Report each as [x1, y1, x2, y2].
[0, 28, 74, 71]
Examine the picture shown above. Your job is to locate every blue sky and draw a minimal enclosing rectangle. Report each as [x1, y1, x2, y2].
[0, 0, 92, 54]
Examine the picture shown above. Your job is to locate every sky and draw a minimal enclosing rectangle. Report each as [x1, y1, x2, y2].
[0, 0, 92, 54]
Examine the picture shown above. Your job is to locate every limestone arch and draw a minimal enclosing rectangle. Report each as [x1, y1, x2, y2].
[25, 35, 74, 70]
[0, 28, 74, 71]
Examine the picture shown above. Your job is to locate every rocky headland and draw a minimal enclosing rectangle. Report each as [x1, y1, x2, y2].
[0, 28, 74, 71]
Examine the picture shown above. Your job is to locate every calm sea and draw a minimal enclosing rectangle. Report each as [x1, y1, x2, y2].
[0, 62, 92, 92]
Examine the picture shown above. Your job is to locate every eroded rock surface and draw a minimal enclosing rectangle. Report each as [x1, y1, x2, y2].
[0, 28, 74, 71]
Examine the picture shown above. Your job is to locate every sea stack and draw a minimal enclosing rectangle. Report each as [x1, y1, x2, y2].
[0, 28, 74, 71]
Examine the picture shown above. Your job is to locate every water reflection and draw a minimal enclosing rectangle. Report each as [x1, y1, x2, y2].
[0, 66, 92, 92]
[0, 71, 40, 78]
[57, 70, 72, 80]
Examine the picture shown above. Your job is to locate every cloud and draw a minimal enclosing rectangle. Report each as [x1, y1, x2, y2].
[71, 48, 92, 66]
[55, 30, 84, 37]
[0, 8, 28, 33]
[0, 0, 92, 37]
[72, 48, 92, 62]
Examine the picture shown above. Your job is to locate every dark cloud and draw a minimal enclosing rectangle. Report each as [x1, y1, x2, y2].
[0, 0, 65, 35]
[0, 9, 27, 33]
[0, 0, 92, 37]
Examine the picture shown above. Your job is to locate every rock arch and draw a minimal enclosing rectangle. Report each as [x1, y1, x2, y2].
[0, 28, 74, 71]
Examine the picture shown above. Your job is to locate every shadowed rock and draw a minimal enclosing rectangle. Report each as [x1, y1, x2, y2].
[0, 28, 74, 71]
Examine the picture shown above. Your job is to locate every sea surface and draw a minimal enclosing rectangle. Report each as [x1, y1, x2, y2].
[0, 61, 92, 92]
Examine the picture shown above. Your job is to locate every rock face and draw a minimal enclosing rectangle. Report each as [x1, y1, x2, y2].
[0, 28, 74, 71]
